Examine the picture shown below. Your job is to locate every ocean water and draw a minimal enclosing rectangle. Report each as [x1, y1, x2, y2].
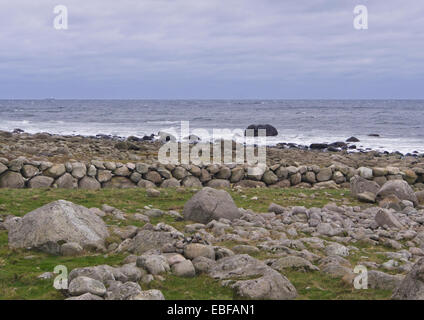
[0, 100, 423, 154]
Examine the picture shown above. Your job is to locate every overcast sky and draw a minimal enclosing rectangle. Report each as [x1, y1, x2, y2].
[0, 0, 423, 99]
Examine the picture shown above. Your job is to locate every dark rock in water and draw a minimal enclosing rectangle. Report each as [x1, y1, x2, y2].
[368, 133, 380, 137]
[13, 128, 24, 134]
[127, 136, 141, 142]
[346, 136, 360, 142]
[96, 134, 113, 140]
[330, 141, 347, 149]
[327, 146, 340, 152]
[245, 124, 278, 137]
[348, 145, 357, 149]
[310, 143, 328, 150]
[142, 134, 154, 141]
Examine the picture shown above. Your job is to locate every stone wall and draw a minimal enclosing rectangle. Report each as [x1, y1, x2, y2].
[0, 156, 423, 189]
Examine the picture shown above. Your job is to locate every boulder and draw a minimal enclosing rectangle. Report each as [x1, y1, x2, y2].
[245, 124, 278, 137]
[103, 177, 136, 189]
[316, 168, 332, 182]
[181, 176, 202, 188]
[160, 178, 180, 188]
[184, 243, 215, 260]
[28, 176, 54, 188]
[44, 164, 66, 178]
[368, 270, 404, 291]
[55, 173, 75, 189]
[171, 260, 196, 277]
[392, 258, 424, 300]
[129, 229, 178, 255]
[206, 179, 230, 189]
[375, 209, 403, 229]
[350, 175, 380, 198]
[8, 200, 109, 251]
[183, 187, 241, 223]
[136, 254, 170, 275]
[234, 180, 266, 188]
[209, 254, 297, 300]
[78, 176, 101, 190]
[376, 180, 418, 206]
[0, 171, 25, 188]
[68, 276, 106, 297]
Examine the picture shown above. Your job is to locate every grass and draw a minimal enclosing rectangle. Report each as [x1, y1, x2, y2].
[0, 187, 391, 300]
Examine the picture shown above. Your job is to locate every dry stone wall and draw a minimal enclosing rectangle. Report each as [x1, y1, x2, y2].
[0, 156, 423, 189]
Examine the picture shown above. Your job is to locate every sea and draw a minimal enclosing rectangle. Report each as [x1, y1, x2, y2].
[0, 99, 423, 154]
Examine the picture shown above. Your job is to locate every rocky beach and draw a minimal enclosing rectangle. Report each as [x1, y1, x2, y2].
[1, 128, 424, 300]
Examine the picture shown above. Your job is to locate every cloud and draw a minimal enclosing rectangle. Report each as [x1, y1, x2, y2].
[0, 0, 423, 98]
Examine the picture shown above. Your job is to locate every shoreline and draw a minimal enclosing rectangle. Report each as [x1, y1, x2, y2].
[2, 128, 424, 158]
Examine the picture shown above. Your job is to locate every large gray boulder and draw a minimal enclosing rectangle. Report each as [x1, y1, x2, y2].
[209, 254, 297, 300]
[350, 175, 380, 198]
[183, 187, 241, 223]
[377, 180, 418, 206]
[8, 200, 109, 251]
[392, 258, 424, 300]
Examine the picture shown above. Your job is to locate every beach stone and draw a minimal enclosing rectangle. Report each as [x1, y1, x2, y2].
[146, 188, 160, 197]
[215, 167, 231, 180]
[209, 254, 297, 300]
[392, 258, 424, 300]
[69, 276, 106, 297]
[373, 176, 387, 186]
[192, 256, 216, 274]
[316, 168, 332, 182]
[144, 171, 162, 185]
[271, 256, 319, 272]
[206, 179, 230, 188]
[130, 172, 142, 183]
[290, 172, 302, 185]
[0, 163, 8, 175]
[114, 166, 130, 177]
[199, 169, 211, 183]
[172, 260, 196, 277]
[71, 162, 87, 179]
[44, 164, 66, 178]
[304, 171, 316, 184]
[377, 180, 418, 206]
[332, 171, 345, 184]
[21, 165, 38, 178]
[358, 167, 373, 179]
[268, 203, 285, 214]
[269, 179, 291, 188]
[130, 229, 177, 255]
[105, 281, 142, 300]
[262, 170, 278, 185]
[137, 179, 156, 188]
[161, 178, 180, 188]
[28, 176, 54, 188]
[403, 169, 418, 184]
[103, 177, 136, 189]
[375, 209, 403, 229]
[357, 192, 376, 203]
[55, 173, 75, 189]
[181, 176, 202, 187]
[97, 170, 112, 183]
[135, 163, 149, 174]
[172, 167, 188, 180]
[246, 166, 265, 181]
[136, 254, 170, 275]
[275, 166, 289, 179]
[183, 187, 241, 223]
[8, 200, 109, 251]
[350, 175, 380, 198]
[79, 176, 101, 190]
[368, 270, 404, 291]
[8, 157, 26, 172]
[416, 191, 424, 204]
[0, 171, 25, 188]
[230, 167, 245, 183]
[184, 243, 215, 260]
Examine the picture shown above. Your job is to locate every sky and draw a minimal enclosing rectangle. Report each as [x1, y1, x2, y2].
[0, 0, 423, 99]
